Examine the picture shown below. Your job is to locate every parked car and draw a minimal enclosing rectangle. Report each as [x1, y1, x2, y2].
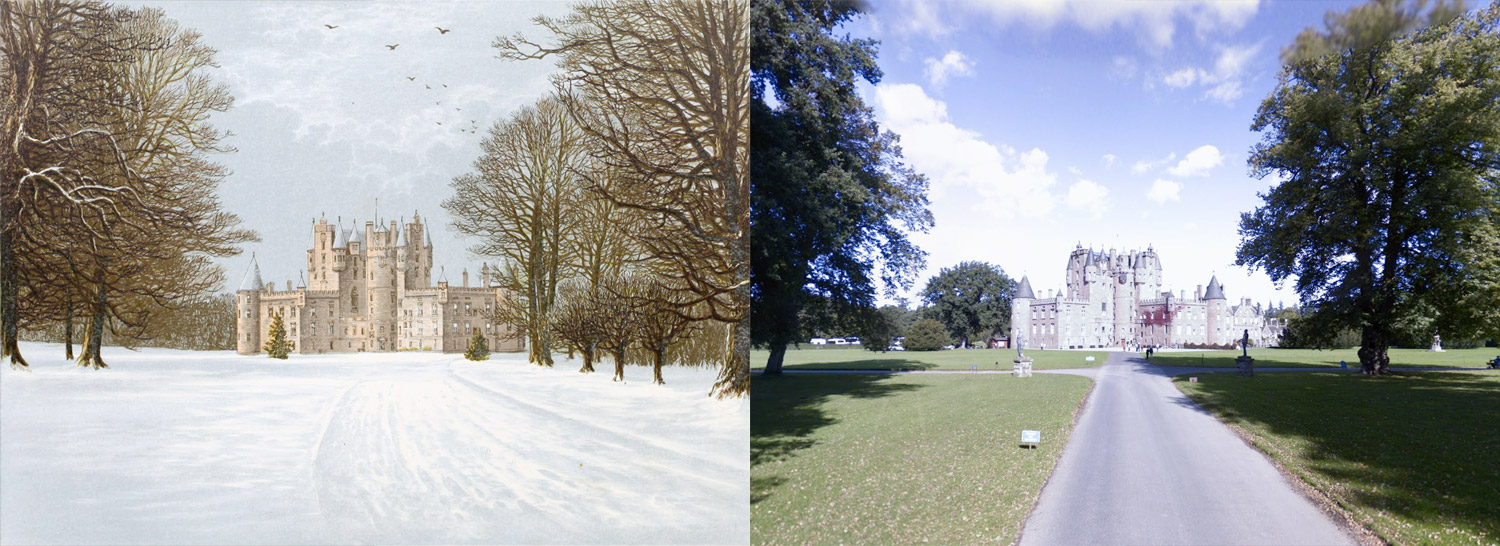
[846, 337, 861, 345]
[830, 338, 848, 345]
[888, 344, 906, 351]
[810, 338, 827, 345]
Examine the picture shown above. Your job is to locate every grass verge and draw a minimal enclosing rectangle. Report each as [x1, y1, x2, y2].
[752, 347, 1109, 371]
[1150, 347, 1499, 369]
[751, 372, 1093, 545]
[1173, 371, 1499, 546]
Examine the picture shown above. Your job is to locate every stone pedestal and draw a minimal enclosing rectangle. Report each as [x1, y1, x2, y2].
[1236, 355, 1254, 377]
[1013, 357, 1033, 378]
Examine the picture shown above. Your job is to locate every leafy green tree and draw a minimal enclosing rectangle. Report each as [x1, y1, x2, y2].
[904, 319, 949, 352]
[750, 0, 933, 375]
[263, 312, 290, 360]
[465, 328, 491, 362]
[919, 262, 1013, 348]
[1239, 1, 1500, 374]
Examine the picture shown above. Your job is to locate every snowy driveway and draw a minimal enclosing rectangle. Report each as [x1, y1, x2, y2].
[0, 343, 747, 545]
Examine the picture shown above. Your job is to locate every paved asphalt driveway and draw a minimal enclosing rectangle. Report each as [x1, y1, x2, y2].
[1018, 351, 1355, 546]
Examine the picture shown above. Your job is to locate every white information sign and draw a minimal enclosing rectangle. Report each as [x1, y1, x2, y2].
[1021, 430, 1041, 445]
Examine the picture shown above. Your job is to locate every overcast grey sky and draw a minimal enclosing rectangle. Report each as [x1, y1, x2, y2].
[129, 1, 571, 292]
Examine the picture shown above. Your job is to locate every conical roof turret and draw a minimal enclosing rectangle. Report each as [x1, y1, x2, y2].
[1204, 275, 1226, 300]
[238, 254, 263, 291]
[1015, 275, 1035, 299]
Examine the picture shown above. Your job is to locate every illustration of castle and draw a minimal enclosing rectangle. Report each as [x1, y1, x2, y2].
[235, 212, 523, 355]
[1010, 244, 1285, 349]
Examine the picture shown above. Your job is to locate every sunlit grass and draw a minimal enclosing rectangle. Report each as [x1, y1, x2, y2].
[752, 347, 1109, 371]
[751, 372, 1093, 545]
[1150, 347, 1499, 369]
[1174, 371, 1500, 546]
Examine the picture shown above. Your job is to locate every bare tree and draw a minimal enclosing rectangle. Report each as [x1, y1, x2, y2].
[497, 0, 751, 398]
[632, 282, 701, 385]
[3, 2, 254, 369]
[445, 96, 589, 367]
[549, 279, 605, 373]
[594, 274, 643, 382]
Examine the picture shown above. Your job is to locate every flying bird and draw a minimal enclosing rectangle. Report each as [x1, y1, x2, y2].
[435, 27, 451, 34]
[324, 24, 339, 29]
[385, 44, 399, 50]
[441, 84, 448, 88]
[425, 84, 431, 89]
[406, 76, 416, 81]
[437, 122, 443, 126]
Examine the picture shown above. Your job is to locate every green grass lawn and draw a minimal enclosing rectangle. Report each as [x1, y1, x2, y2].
[751, 372, 1093, 545]
[1150, 347, 1500, 369]
[752, 347, 1109, 371]
[1174, 371, 1500, 546]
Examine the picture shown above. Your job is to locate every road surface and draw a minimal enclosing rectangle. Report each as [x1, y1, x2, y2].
[1018, 351, 1355, 546]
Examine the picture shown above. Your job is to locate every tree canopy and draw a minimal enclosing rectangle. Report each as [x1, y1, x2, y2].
[750, 0, 932, 375]
[1239, 0, 1500, 374]
[919, 261, 1013, 348]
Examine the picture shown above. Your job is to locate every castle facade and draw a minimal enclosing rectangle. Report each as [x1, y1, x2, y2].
[235, 212, 523, 355]
[1010, 244, 1285, 349]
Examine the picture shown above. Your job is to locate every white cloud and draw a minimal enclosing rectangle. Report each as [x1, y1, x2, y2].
[1103, 154, 1117, 167]
[1065, 179, 1110, 219]
[1158, 42, 1263, 104]
[880, 0, 1260, 48]
[1068, 166, 1084, 176]
[923, 50, 975, 89]
[1167, 145, 1224, 177]
[1147, 178, 1183, 204]
[873, 82, 1059, 216]
[1163, 68, 1200, 88]
[1132, 152, 1176, 174]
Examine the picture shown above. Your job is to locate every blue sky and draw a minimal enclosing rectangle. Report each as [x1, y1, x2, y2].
[847, 0, 1492, 309]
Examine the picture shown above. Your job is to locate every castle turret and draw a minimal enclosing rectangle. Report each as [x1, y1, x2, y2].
[1012, 275, 1035, 346]
[1113, 264, 1133, 344]
[236, 256, 264, 354]
[1204, 275, 1228, 344]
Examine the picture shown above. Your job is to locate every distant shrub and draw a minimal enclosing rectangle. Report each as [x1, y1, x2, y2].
[905, 319, 950, 351]
[465, 328, 491, 361]
[263, 312, 291, 359]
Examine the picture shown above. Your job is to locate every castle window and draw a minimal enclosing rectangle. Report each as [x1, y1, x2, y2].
[452, 322, 458, 329]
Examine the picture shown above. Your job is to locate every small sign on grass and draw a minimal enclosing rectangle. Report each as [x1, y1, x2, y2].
[1189, 377, 1198, 383]
[1020, 429, 1041, 449]
[1085, 356, 1095, 362]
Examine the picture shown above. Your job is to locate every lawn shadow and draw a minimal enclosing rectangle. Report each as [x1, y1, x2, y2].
[750, 373, 924, 504]
[1179, 371, 1500, 543]
[780, 359, 937, 371]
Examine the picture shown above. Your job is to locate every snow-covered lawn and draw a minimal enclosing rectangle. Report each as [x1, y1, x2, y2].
[0, 342, 748, 545]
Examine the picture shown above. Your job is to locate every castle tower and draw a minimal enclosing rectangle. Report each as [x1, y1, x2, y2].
[1134, 245, 1162, 300]
[365, 220, 400, 351]
[399, 212, 432, 289]
[1012, 275, 1035, 346]
[308, 218, 343, 291]
[1113, 252, 1133, 343]
[1065, 243, 1089, 299]
[1204, 275, 1228, 344]
[236, 255, 264, 354]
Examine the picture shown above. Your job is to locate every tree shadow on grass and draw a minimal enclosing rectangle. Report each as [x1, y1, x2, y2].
[1150, 351, 1336, 369]
[750, 373, 924, 504]
[780, 359, 937, 371]
[1178, 371, 1500, 544]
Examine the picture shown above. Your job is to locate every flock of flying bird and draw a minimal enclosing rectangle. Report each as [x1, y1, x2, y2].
[324, 23, 480, 135]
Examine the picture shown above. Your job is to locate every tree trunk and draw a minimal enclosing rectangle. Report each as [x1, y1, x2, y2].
[1357, 325, 1390, 375]
[763, 342, 787, 376]
[64, 294, 74, 360]
[711, 257, 751, 397]
[1, 226, 26, 369]
[579, 344, 595, 373]
[612, 348, 626, 381]
[76, 283, 109, 369]
[652, 347, 665, 385]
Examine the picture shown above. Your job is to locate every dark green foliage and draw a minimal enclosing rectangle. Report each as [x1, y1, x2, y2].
[465, 328, 491, 361]
[904, 319, 949, 352]
[263, 312, 290, 359]
[1239, 2, 1500, 374]
[750, 0, 933, 375]
[919, 262, 1013, 348]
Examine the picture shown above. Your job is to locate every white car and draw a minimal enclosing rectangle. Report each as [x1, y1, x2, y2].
[846, 337, 861, 345]
[830, 338, 848, 345]
[888, 344, 906, 351]
[810, 338, 827, 345]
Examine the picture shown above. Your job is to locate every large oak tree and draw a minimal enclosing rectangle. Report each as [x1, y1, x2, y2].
[1239, 0, 1500, 374]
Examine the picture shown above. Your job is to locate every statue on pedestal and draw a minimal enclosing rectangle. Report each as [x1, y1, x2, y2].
[1430, 331, 1444, 352]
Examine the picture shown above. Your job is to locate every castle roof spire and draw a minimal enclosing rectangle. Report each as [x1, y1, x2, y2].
[1204, 275, 1227, 300]
[237, 253, 263, 291]
[1016, 275, 1035, 299]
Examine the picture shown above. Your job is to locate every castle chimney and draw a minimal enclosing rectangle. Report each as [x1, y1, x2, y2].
[462, 268, 469, 287]
[1195, 285, 1203, 300]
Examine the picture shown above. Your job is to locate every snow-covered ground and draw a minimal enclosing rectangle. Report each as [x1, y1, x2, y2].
[0, 342, 748, 545]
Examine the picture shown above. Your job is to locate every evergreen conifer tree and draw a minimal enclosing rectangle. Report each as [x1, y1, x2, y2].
[465, 328, 491, 361]
[263, 312, 290, 359]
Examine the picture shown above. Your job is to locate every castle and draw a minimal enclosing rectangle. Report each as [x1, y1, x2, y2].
[235, 212, 523, 355]
[1010, 244, 1285, 350]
